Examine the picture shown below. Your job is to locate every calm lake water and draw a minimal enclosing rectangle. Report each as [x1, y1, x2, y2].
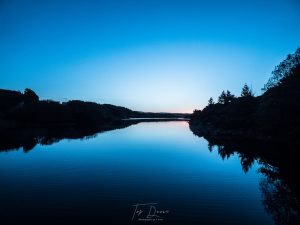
[0, 121, 278, 224]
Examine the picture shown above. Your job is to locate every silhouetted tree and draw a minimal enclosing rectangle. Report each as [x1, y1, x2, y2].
[218, 91, 226, 104]
[218, 90, 235, 104]
[225, 90, 235, 103]
[262, 47, 300, 91]
[24, 88, 39, 103]
[208, 97, 214, 105]
[241, 84, 254, 97]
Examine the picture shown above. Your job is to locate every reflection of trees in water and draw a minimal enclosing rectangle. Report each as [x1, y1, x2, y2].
[0, 119, 186, 153]
[0, 127, 104, 153]
[207, 142, 300, 225]
[240, 153, 255, 173]
[0, 120, 135, 153]
[210, 144, 255, 173]
[259, 163, 300, 225]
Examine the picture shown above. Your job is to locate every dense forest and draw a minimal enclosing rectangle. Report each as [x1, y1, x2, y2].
[190, 47, 300, 143]
[0, 88, 134, 128]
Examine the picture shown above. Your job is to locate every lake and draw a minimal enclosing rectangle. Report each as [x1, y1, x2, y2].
[0, 121, 295, 224]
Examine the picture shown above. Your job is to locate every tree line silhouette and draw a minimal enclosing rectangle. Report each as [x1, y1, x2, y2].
[208, 84, 254, 106]
[190, 47, 300, 143]
[0, 88, 189, 130]
[0, 89, 133, 127]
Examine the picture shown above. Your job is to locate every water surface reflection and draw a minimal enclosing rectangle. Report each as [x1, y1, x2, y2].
[0, 121, 299, 224]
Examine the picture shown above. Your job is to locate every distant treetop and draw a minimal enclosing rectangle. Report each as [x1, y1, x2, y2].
[208, 97, 214, 105]
[218, 90, 235, 104]
[241, 84, 254, 97]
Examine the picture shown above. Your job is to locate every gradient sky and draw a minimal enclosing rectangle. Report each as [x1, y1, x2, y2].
[1, 0, 300, 112]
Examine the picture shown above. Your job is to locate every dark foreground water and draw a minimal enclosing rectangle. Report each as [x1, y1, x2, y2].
[0, 121, 297, 225]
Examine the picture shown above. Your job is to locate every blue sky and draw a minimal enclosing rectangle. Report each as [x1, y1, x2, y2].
[1, 0, 300, 112]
